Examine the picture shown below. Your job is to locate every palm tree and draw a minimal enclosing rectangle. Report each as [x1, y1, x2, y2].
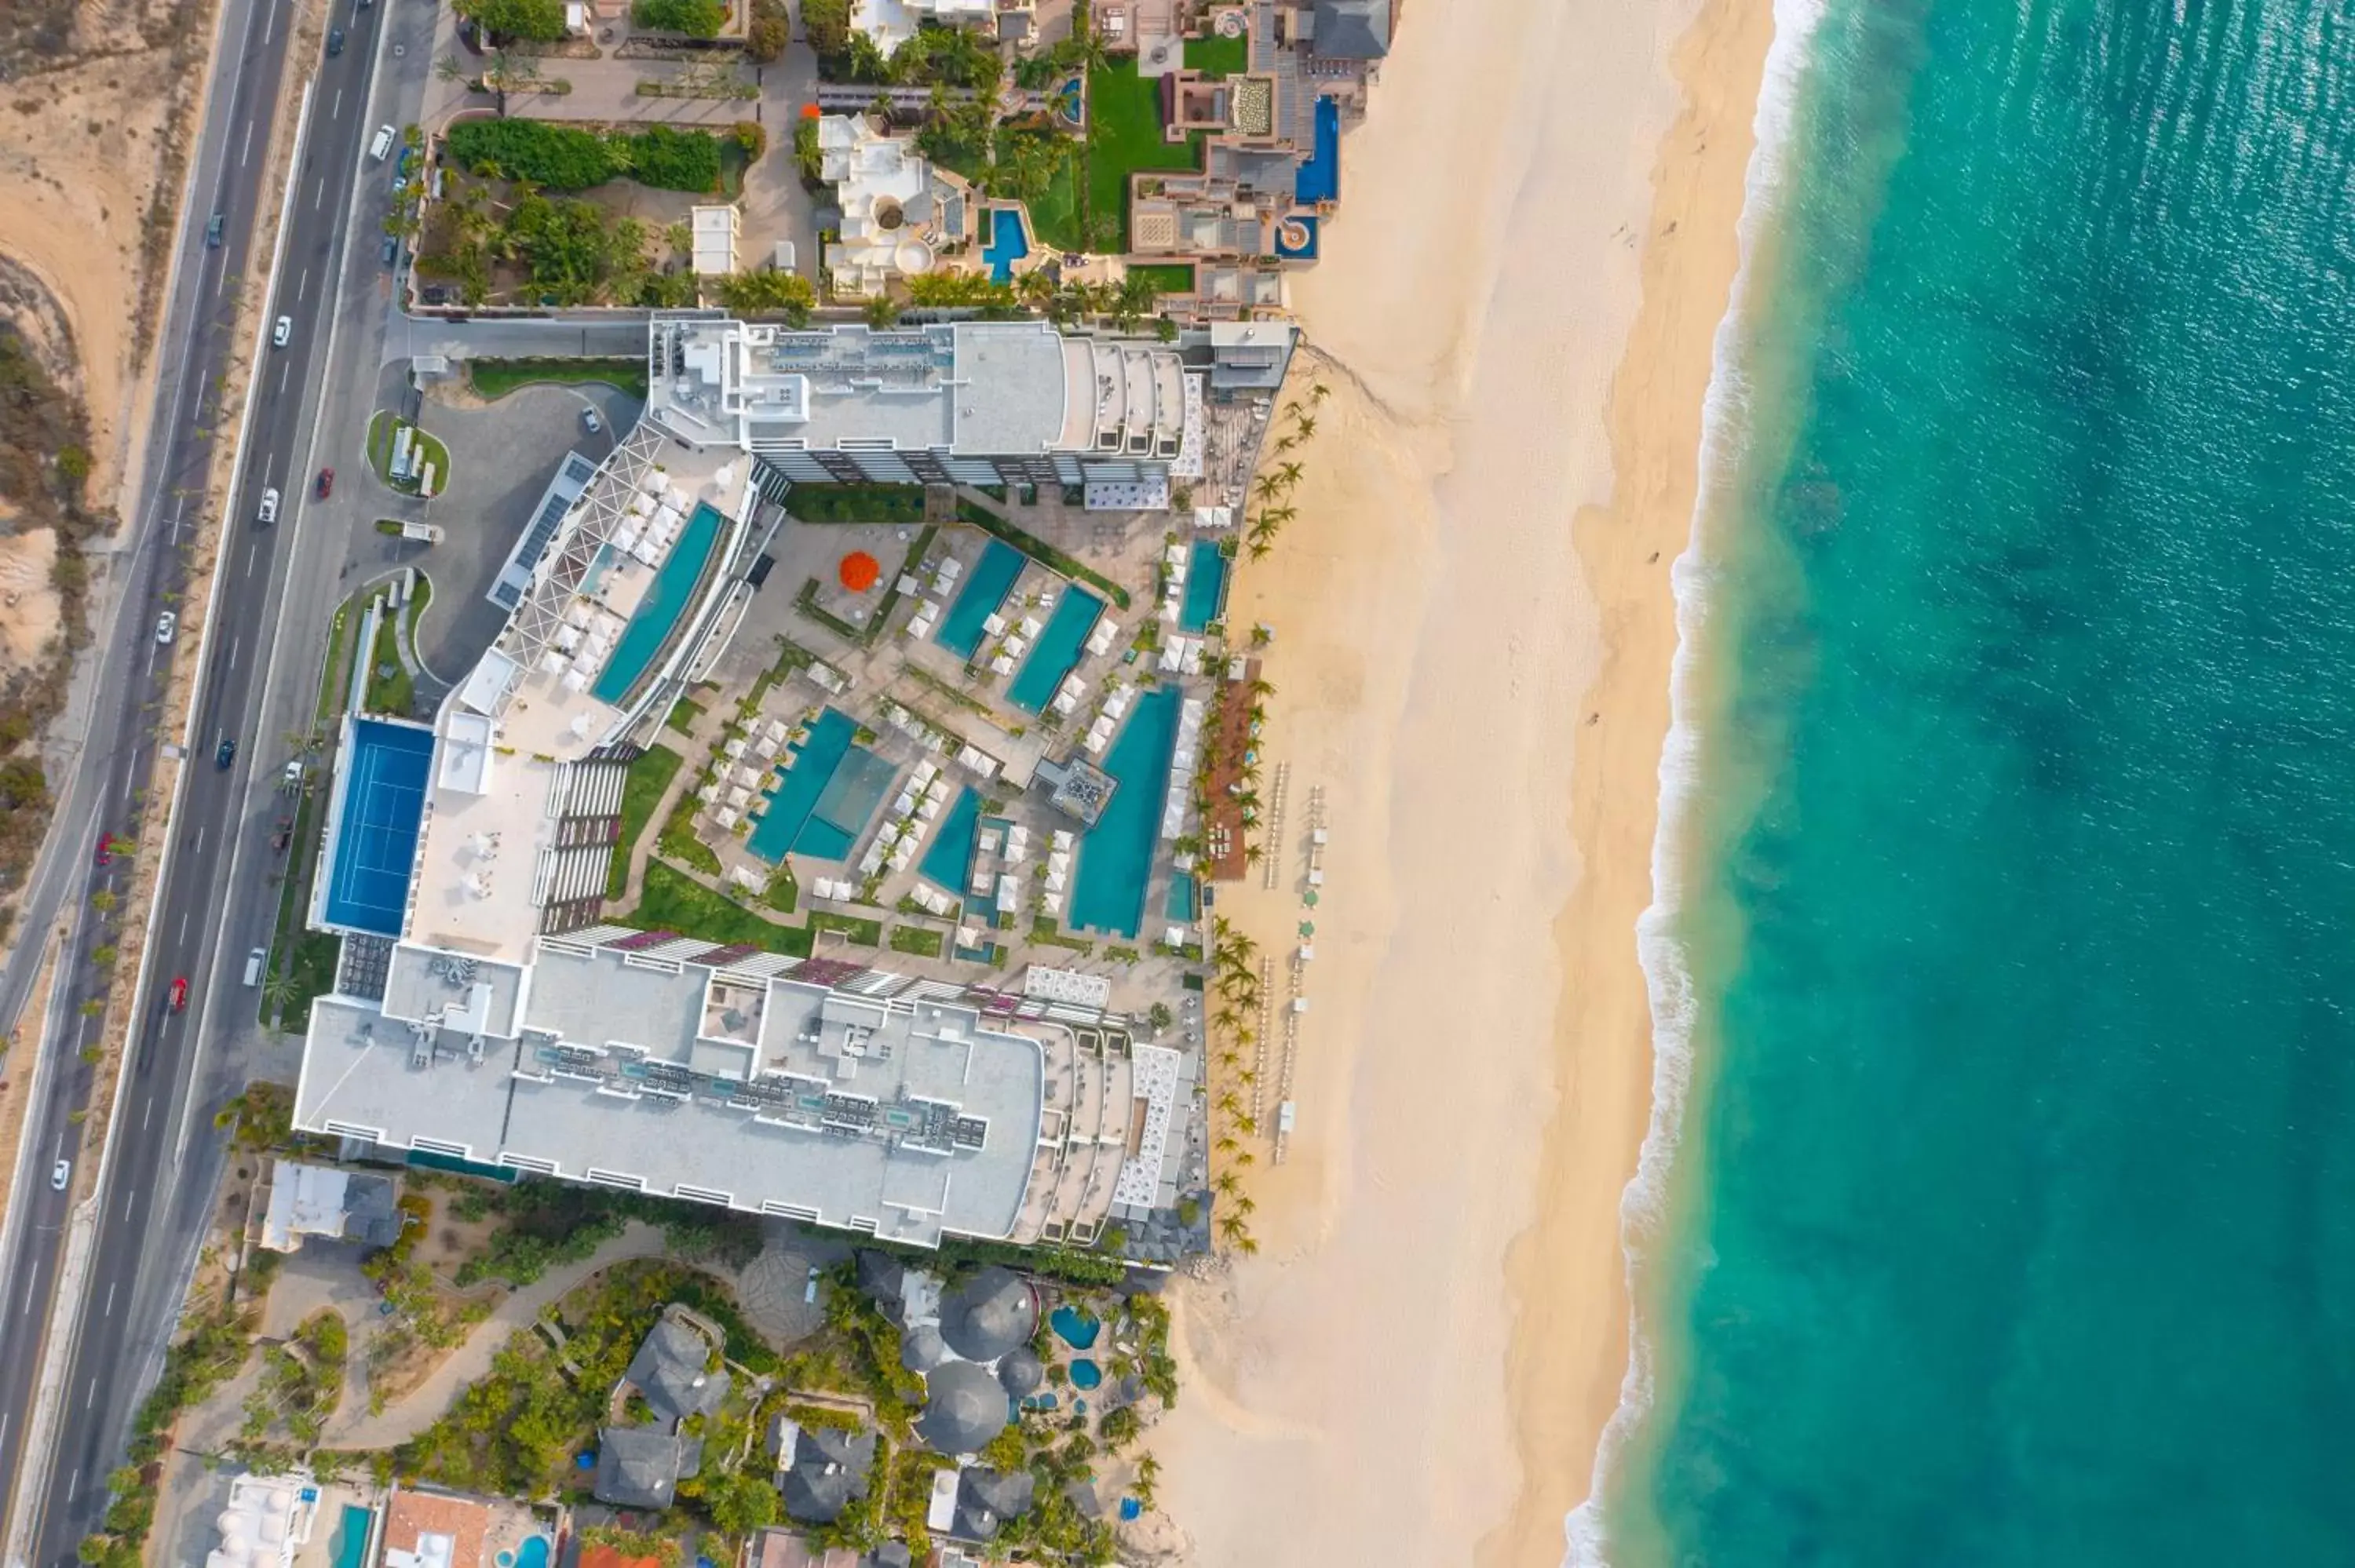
[260, 967, 298, 1020]
[1231, 1193, 1258, 1216]
[1311, 381, 1331, 403]
[1214, 1132, 1240, 1155]
[1294, 414, 1319, 440]
[1232, 1147, 1256, 1169]
[1252, 473, 1282, 501]
[1276, 461, 1304, 487]
[1243, 841, 1265, 866]
[1233, 1114, 1258, 1137]
[1211, 1171, 1242, 1195]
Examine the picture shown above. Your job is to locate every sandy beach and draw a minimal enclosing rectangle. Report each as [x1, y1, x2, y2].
[1149, 0, 1776, 1559]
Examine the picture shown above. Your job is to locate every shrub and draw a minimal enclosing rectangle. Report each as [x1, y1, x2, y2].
[732, 119, 766, 159]
[445, 119, 618, 188]
[633, 0, 727, 32]
[620, 124, 724, 191]
[747, 0, 789, 59]
[455, 0, 569, 41]
[714, 268, 814, 319]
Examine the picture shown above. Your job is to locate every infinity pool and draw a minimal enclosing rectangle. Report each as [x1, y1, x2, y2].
[920, 786, 982, 893]
[593, 501, 723, 705]
[1178, 539, 1228, 633]
[747, 708, 857, 862]
[1007, 588, 1104, 712]
[1069, 687, 1180, 938]
[937, 540, 1027, 659]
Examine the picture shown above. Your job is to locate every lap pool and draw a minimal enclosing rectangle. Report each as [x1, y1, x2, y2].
[936, 540, 1027, 659]
[1069, 686, 1181, 938]
[1178, 539, 1228, 633]
[592, 501, 724, 706]
[1007, 588, 1104, 712]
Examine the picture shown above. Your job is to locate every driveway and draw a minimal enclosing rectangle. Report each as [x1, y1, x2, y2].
[402, 377, 641, 685]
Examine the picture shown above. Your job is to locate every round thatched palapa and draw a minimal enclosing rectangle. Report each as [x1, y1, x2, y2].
[939, 1266, 1038, 1362]
[900, 1325, 952, 1374]
[917, 1358, 1010, 1454]
[997, 1347, 1044, 1396]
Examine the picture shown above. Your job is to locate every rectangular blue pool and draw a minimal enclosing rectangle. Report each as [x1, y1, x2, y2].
[1165, 871, 1196, 921]
[331, 1506, 374, 1568]
[981, 206, 1031, 283]
[592, 501, 724, 706]
[323, 718, 434, 935]
[747, 707, 857, 862]
[1294, 96, 1341, 204]
[1178, 541, 1228, 634]
[920, 786, 982, 893]
[1070, 687, 1181, 938]
[1006, 588, 1104, 712]
[936, 540, 1027, 659]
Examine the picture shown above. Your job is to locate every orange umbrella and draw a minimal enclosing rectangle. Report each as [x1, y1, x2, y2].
[839, 551, 881, 592]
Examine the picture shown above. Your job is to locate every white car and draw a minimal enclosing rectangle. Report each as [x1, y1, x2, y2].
[582, 408, 601, 435]
[283, 759, 304, 786]
[257, 487, 280, 524]
[272, 315, 292, 348]
[50, 1159, 68, 1191]
[155, 610, 177, 645]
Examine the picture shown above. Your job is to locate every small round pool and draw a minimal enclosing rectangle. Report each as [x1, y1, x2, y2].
[504, 1539, 550, 1568]
[1050, 1304, 1101, 1349]
[1069, 1357, 1103, 1390]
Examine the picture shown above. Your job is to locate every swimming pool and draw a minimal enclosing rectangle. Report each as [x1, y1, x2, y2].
[981, 206, 1031, 284]
[937, 540, 1027, 659]
[323, 717, 434, 935]
[1165, 871, 1196, 921]
[331, 1506, 374, 1568]
[920, 786, 982, 893]
[1069, 687, 1181, 938]
[747, 707, 858, 862]
[1069, 1358, 1104, 1390]
[1294, 95, 1341, 204]
[1050, 1303, 1101, 1348]
[592, 501, 724, 706]
[1178, 540, 1228, 633]
[1006, 588, 1104, 712]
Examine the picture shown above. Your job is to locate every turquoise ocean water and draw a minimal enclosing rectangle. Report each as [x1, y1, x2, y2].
[1583, 0, 2355, 1561]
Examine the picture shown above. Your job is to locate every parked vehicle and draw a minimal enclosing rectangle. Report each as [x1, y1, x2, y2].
[257, 487, 280, 524]
[272, 315, 292, 348]
[155, 610, 177, 645]
[283, 759, 305, 787]
[382, 235, 400, 266]
[327, 27, 345, 53]
[583, 408, 602, 435]
[369, 124, 395, 162]
[316, 467, 335, 498]
[169, 975, 189, 1012]
[243, 950, 266, 987]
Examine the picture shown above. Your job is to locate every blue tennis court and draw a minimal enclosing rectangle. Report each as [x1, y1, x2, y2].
[324, 719, 433, 935]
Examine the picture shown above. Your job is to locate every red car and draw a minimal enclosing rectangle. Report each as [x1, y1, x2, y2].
[316, 466, 335, 498]
[94, 833, 115, 866]
[168, 975, 189, 1013]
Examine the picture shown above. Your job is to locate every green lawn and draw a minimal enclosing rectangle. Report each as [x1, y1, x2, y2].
[1126, 262, 1196, 296]
[1086, 60, 1203, 253]
[889, 924, 944, 958]
[468, 356, 651, 401]
[316, 595, 360, 726]
[811, 910, 884, 946]
[363, 611, 411, 717]
[625, 862, 814, 956]
[784, 483, 929, 523]
[610, 745, 685, 899]
[367, 411, 453, 496]
[1185, 33, 1248, 78]
[1026, 148, 1086, 253]
[665, 695, 705, 735]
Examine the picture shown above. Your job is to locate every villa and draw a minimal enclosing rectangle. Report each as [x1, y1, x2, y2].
[816, 115, 977, 298]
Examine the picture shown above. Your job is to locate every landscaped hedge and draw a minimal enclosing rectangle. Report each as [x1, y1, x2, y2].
[444, 119, 724, 193]
[633, 0, 728, 33]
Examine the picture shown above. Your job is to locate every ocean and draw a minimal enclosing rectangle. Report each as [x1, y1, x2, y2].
[1579, 0, 2355, 1560]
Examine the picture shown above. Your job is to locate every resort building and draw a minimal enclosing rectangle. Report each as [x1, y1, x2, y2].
[203, 1474, 316, 1568]
[646, 312, 1208, 501]
[254, 1159, 400, 1253]
[851, 0, 992, 52]
[691, 205, 741, 278]
[290, 318, 1229, 1256]
[817, 115, 977, 297]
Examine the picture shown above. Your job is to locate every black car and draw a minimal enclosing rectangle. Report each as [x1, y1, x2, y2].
[215, 735, 236, 770]
[327, 27, 344, 53]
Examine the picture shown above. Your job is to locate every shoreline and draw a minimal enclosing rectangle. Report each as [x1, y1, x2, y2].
[1148, 0, 1778, 1558]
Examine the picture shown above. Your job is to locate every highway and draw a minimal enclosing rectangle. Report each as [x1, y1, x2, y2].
[0, 0, 409, 1558]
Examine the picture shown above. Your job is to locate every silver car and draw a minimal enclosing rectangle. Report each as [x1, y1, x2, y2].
[155, 610, 177, 644]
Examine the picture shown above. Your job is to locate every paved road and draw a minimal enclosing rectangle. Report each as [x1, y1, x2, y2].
[0, 0, 417, 1558]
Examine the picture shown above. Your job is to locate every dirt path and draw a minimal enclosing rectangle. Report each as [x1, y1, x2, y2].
[323, 1220, 671, 1449]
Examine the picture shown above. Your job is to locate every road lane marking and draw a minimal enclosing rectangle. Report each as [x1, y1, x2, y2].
[122, 1185, 135, 1220]
[194, 826, 206, 857]
[279, 361, 290, 396]
[228, 633, 243, 670]
[19, 1274, 31, 1315]
[247, 538, 261, 576]
[85, 1377, 97, 1410]
[144, 640, 158, 677]
[299, 266, 310, 300]
[104, 1283, 116, 1318]
[144, 1096, 155, 1132]
[313, 178, 324, 212]
[179, 910, 190, 942]
[66, 1468, 78, 1503]
[262, 0, 274, 43]
[170, 497, 184, 544]
[333, 87, 344, 119]
[241, 119, 255, 167]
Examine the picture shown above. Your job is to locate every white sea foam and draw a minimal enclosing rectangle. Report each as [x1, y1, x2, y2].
[1562, 0, 1832, 1560]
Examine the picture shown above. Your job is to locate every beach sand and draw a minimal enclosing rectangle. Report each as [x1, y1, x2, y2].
[1148, 0, 1776, 1559]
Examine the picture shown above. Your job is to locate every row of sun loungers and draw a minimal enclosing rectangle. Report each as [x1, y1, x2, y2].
[1162, 697, 1207, 840]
